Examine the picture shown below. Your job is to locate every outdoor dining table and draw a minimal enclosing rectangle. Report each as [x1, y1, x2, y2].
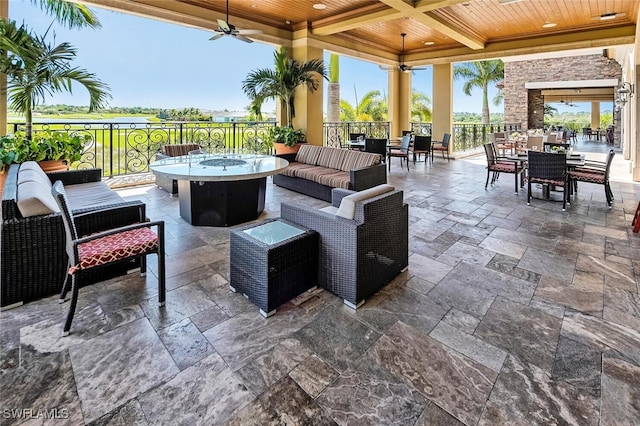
[507, 152, 585, 201]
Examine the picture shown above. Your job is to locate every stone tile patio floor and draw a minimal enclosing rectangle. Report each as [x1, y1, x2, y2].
[1, 141, 639, 425]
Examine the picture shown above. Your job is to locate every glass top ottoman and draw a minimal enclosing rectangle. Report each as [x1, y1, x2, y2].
[230, 218, 319, 317]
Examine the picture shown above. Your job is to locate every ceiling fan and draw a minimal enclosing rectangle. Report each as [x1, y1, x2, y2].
[380, 34, 427, 73]
[209, 0, 262, 43]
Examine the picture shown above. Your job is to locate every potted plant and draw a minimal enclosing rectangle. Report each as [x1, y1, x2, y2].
[242, 46, 327, 154]
[0, 131, 89, 172]
[268, 126, 306, 154]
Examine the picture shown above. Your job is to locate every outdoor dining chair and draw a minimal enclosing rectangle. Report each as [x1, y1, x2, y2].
[364, 138, 388, 162]
[526, 151, 569, 211]
[411, 135, 431, 163]
[51, 181, 166, 336]
[431, 132, 451, 162]
[568, 149, 615, 208]
[483, 143, 524, 194]
[387, 135, 411, 171]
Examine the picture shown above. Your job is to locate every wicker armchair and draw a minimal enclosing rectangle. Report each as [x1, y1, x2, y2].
[281, 186, 408, 308]
[1, 164, 146, 308]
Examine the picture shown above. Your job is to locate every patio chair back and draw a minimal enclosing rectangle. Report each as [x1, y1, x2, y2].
[349, 133, 366, 142]
[364, 138, 388, 160]
[526, 151, 568, 210]
[526, 136, 543, 151]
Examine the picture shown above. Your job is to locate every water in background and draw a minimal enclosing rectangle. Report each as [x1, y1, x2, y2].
[32, 116, 151, 123]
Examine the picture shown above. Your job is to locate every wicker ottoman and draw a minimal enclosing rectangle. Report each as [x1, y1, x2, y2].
[230, 218, 319, 317]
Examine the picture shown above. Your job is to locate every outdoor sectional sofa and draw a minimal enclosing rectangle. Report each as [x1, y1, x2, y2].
[273, 145, 387, 202]
[1, 162, 146, 308]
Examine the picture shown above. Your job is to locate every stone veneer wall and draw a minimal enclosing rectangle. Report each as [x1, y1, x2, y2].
[503, 53, 622, 146]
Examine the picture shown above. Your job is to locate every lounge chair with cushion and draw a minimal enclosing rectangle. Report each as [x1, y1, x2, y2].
[281, 184, 408, 308]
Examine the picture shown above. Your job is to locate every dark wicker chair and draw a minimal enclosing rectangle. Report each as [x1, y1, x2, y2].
[1, 165, 146, 309]
[281, 187, 408, 308]
[568, 149, 615, 208]
[387, 135, 411, 171]
[364, 138, 388, 162]
[411, 135, 431, 163]
[431, 132, 451, 162]
[526, 151, 569, 211]
[483, 143, 524, 194]
[51, 181, 166, 335]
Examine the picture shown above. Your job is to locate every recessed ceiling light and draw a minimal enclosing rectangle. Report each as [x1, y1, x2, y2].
[600, 12, 617, 21]
[424, 41, 435, 45]
[313, 3, 327, 10]
[542, 22, 556, 28]
[498, 0, 524, 4]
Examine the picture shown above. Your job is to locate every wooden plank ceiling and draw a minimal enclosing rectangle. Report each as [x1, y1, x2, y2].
[77, 0, 639, 65]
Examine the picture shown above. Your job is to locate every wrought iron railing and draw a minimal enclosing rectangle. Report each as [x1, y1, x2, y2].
[323, 122, 390, 148]
[451, 123, 522, 152]
[10, 120, 522, 178]
[11, 121, 276, 177]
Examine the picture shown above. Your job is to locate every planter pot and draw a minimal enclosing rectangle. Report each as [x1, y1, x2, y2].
[38, 160, 69, 173]
[274, 143, 304, 156]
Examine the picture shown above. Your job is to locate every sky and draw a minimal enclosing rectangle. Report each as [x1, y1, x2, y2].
[9, 0, 578, 115]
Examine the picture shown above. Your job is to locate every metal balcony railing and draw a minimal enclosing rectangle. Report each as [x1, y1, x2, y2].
[10, 120, 522, 177]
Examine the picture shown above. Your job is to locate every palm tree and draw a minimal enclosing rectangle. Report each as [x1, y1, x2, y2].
[411, 91, 432, 122]
[454, 60, 504, 124]
[326, 53, 340, 122]
[340, 90, 387, 122]
[27, 0, 101, 29]
[242, 46, 327, 127]
[0, 19, 111, 139]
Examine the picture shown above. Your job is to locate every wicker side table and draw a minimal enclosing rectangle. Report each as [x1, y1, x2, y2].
[230, 218, 319, 317]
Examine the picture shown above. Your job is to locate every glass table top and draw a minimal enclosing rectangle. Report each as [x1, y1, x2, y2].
[243, 220, 305, 245]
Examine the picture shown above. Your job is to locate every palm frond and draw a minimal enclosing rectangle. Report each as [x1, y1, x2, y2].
[32, 0, 101, 29]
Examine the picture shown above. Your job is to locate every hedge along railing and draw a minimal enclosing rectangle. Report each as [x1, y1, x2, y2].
[11, 121, 277, 178]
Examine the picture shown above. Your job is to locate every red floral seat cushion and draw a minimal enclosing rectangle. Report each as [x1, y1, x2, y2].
[569, 170, 605, 184]
[489, 163, 518, 172]
[69, 227, 158, 274]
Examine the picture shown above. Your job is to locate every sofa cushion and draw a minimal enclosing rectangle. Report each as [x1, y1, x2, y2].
[18, 161, 52, 187]
[316, 147, 346, 170]
[339, 150, 381, 172]
[295, 145, 323, 165]
[279, 162, 317, 178]
[17, 179, 60, 217]
[294, 165, 337, 182]
[65, 181, 125, 211]
[315, 171, 351, 189]
[336, 184, 395, 220]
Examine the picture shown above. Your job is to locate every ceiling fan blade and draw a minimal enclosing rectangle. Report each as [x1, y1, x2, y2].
[217, 19, 230, 32]
[209, 32, 224, 41]
[236, 29, 263, 35]
[233, 34, 254, 43]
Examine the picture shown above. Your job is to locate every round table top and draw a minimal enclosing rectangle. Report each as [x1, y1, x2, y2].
[150, 153, 289, 182]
